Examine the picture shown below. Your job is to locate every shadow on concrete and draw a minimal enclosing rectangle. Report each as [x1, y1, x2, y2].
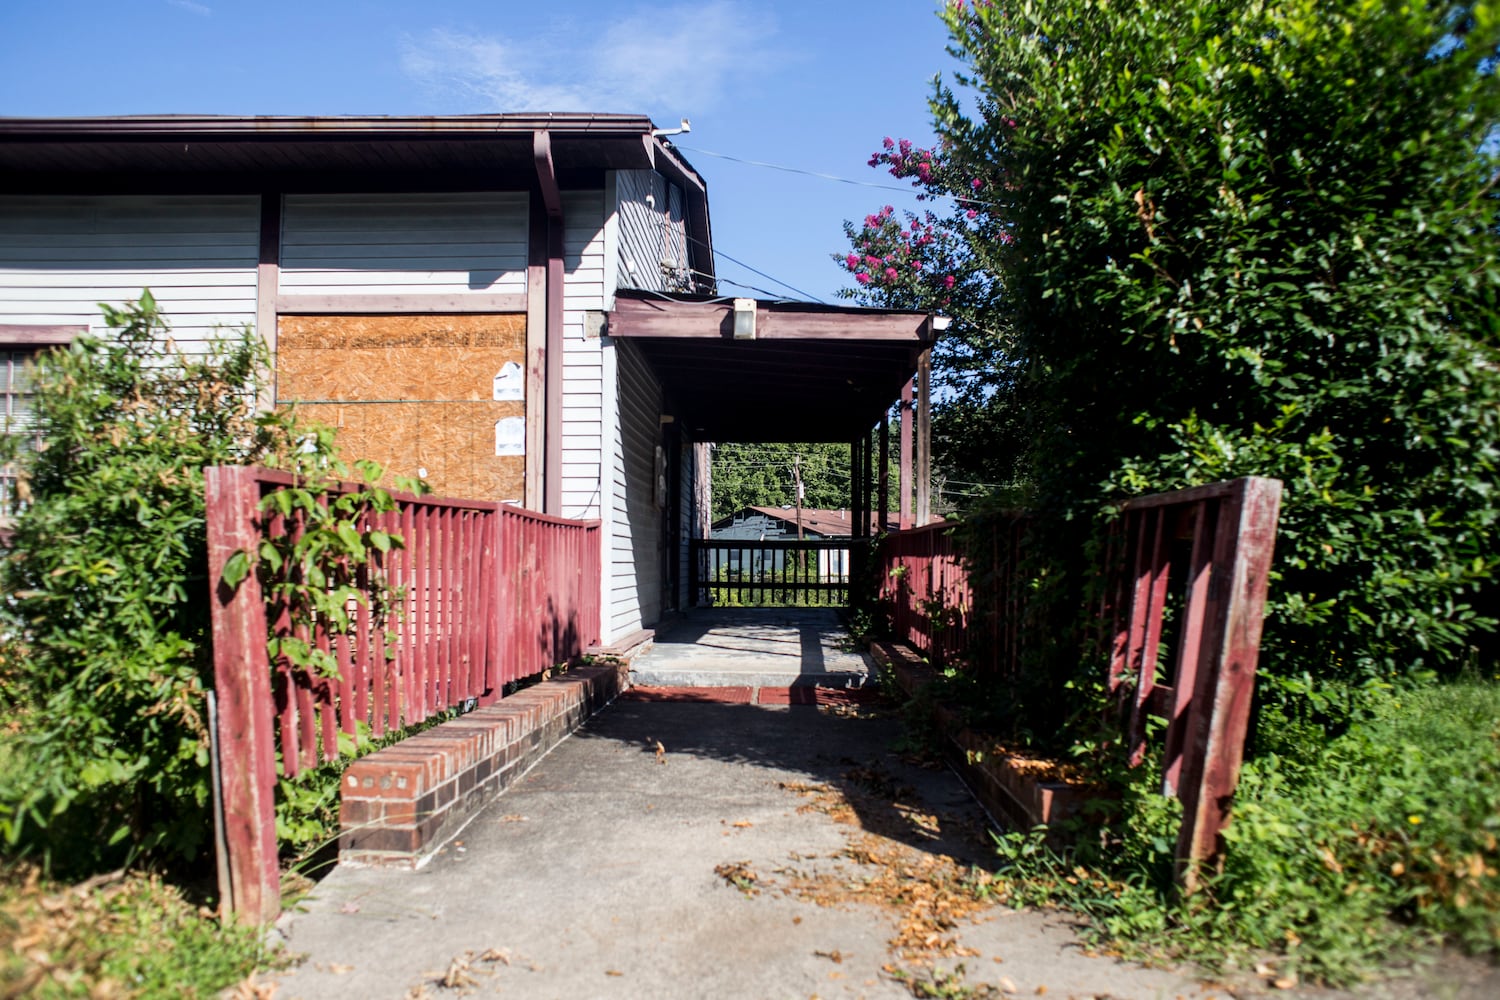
[631, 608, 867, 688]
[568, 695, 994, 866]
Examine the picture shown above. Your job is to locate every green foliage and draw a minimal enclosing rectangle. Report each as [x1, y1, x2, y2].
[710, 442, 855, 522]
[959, 0, 1499, 683]
[990, 681, 1500, 985]
[0, 864, 274, 998]
[249, 453, 416, 680]
[0, 293, 312, 872]
[854, 0, 1500, 719]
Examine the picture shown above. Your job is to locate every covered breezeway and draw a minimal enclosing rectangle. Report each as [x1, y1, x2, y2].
[606, 289, 940, 621]
[604, 289, 940, 689]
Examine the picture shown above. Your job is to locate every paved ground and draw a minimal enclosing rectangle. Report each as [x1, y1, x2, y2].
[272, 696, 1222, 1000]
[627, 608, 872, 690]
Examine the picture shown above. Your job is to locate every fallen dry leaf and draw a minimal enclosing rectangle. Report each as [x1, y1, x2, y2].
[714, 861, 761, 896]
[814, 949, 846, 963]
[605, 969, 624, 976]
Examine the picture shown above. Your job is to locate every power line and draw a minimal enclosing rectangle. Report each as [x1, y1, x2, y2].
[682, 231, 826, 304]
[676, 144, 1003, 210]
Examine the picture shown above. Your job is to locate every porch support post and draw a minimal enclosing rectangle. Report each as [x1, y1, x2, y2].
[915, 348, 932, 525]
[878, 410, 889, 535]
[255, 193, 280, 414]
[534, 130, 565, 515]
[899, 377, 913, 529]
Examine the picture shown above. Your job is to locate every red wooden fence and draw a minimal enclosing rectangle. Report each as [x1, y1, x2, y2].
[874, 477, 1282, 887]
[204, 466, 600, 923]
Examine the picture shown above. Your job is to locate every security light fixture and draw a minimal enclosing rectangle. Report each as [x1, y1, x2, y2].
[732, 298, 757, 340]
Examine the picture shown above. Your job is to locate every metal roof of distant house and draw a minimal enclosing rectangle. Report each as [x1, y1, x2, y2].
[714, 506, 894, 538]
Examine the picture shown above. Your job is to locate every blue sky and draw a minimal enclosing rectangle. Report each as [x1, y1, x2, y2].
[0, 0, 959, 303]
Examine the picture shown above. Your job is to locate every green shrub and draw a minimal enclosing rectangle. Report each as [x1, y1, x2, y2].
[0, 293, 307, 872]
[994, 680, 1500, 985]
[849, 0, 1500, 730]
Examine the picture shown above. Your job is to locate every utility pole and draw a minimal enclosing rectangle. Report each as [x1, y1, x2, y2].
[792, 453, 805, 541]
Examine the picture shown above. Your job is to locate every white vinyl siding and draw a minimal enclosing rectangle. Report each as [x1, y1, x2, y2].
[610, 339, 664, 636]
[279, 193, 528, 296]
[614, 170, 689, 292]
[0, 195, 259, 353]
[561, 190, 607, 521]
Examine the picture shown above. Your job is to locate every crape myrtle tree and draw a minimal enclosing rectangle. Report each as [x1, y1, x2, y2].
[841, 0, 1500, 713]
[836, 199, 1026, 491]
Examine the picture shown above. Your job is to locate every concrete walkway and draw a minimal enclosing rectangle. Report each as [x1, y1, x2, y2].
[271, 695, 1219, 1000]
[627, 608, 872, 690]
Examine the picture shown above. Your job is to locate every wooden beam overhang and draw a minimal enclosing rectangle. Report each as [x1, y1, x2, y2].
[607, 290, 936, 443]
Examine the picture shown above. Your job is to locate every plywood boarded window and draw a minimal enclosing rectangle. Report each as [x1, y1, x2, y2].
[276, 314, 526, 502]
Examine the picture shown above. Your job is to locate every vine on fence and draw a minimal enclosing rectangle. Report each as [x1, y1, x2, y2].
[220, 455, 424, 683]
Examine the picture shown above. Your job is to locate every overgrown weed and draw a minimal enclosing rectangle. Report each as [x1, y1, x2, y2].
[0, 864, 276, 998]
[988, 680, 1500, 986]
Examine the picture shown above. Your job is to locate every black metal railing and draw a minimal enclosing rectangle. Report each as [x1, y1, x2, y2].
[690, 538, 856, 607]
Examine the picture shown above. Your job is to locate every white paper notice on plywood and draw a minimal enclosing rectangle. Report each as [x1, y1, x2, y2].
[495, 416, 525, 456]
[492, 361, 524, 400]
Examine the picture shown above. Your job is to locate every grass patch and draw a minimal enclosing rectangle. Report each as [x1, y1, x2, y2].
[989, 679, 1500, 987]
[0, 865, 275, 998]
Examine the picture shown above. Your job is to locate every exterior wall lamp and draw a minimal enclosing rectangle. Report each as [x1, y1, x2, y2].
[732, 298, 757, 340]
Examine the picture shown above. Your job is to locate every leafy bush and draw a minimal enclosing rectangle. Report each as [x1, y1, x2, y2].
[848, 0, 1500, 711]
[0, 294, 306, 872]
[993, 680, 1500, 985]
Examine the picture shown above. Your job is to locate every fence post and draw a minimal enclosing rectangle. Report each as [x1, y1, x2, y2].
[1174, 476, 1283, 891]
[204, 466, 281, 925]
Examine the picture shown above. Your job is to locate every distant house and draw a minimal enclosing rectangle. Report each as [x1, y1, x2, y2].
[711, 506, 889, 541]
[708, 506, 897, 585]
[0, 113, 937, 647]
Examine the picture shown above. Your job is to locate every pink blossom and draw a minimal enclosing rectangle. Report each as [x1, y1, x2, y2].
[943, 274, 956, 289]
[865, 255, 881, 267]
[883, 136, 895, 150]
[884, 267, 899, 281]
[846, 253, 860, 269]
[966, 209, 978, 219]
[911, 261, 922, 270]
[856, 272, 871, 285]
[971, 178, 983, 190]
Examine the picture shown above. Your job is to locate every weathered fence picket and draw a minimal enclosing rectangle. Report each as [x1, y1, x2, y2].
[874, 477, 1282, 888]
[205, 466, 600, 923]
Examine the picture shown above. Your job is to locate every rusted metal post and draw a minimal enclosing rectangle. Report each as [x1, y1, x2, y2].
[204, 466, 281, 925]
[1174, 476, 1283, 890]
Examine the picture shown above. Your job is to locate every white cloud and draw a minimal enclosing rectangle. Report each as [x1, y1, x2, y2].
[167, 0, 212, 15]
[401, 2, 781, 115]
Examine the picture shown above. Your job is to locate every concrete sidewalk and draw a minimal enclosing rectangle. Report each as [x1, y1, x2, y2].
[628, 607, 872, 689]
[271, 696, 1220, 1000]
